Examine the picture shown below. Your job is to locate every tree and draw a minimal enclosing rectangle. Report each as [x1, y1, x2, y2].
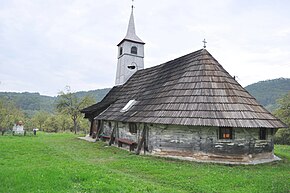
[44, 115, 60, 132]
[0, 98, 25, 129]
[55, 113, 72, 132]
[274, 91, 290, 145]
[56, 87, 95, 134]
[31, 111, 50, 131]
[79, 117, 91, 134]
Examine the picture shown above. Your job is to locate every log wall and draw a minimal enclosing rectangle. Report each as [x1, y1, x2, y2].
[100, 121, 276, 161]
[148, 124, 275, 160]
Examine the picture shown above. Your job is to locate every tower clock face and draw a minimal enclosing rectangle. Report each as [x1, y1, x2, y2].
[127, 62, 137, 70]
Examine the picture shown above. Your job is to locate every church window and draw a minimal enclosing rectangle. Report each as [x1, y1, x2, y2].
[129, 123, 137, 134]
[259, 128, 267, 140]
[219, 127, 233, 139]
[127, 62, 136, 70]
[119, 47, 123, 56]
[128, 65, 136, 70]
[131, 46, 137, 54]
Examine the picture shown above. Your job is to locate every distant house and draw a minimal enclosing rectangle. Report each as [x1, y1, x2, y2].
[81, 8, 287, 163]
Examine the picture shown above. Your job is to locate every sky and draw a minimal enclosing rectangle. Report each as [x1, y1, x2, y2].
[0, 0, 289, 96]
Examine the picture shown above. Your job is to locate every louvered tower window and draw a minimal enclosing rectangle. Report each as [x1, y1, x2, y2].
[131, 46, 137, 54]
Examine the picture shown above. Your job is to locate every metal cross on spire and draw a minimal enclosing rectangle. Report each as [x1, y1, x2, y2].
[202, 38, 207, 49]
[131, 0, 135, 10]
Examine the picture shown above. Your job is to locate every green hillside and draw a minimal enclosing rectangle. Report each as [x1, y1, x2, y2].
[245, 78, 290, 112]
[1, 77, 289, 117]
[0, 88, 111, 117]
[74, 88, 111, 101]
[0, 92, 56, 117]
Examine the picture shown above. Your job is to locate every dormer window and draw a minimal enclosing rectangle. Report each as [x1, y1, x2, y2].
[131, 46, 137, 54]
[119, 47, 123, 56]
[120, 100, 137, 112]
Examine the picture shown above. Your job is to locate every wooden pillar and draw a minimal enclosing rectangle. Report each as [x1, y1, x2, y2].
[89, 118, 94, 136]
[109, 123, 117, 146]
[96, 120, 104, 139]
[144, 125, 149, 154]
[136, 124, 147, 155]
[91, 119, 98, 138]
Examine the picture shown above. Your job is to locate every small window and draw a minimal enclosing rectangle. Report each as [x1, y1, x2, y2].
[119, 47, 123, 56]
[129, 123, 137, 134]
[127, 65, 136, 70]
[259, 128, 267, 140]
[127, 62, 136, 70]
[219, 127, 233, 139]
[131, 46, 137, 54]
[270, 129, 274, 135]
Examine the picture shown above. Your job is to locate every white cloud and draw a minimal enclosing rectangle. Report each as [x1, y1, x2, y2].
[0, 0, 289, 96]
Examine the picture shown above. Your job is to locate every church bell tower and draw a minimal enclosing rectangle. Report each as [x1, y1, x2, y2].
[115, 7, 145, 85]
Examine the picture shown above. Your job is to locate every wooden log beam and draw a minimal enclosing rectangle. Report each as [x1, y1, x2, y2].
[89, 118, 94, 136]
[109, 123, 116, 146]
[136, 124, 147, 155]
[96, 120, 104, 139]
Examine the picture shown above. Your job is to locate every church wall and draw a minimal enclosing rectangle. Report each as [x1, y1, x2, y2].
[102, 121, 113, 137]
[147, 124, 275, 160]
[117, 55, 144, 84]
[114, 121, 141, 142]
[99, 121, 275, 160]
[101, 121, 142, 147]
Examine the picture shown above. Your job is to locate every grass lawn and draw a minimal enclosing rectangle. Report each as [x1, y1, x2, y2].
[0, 132, 289, 193]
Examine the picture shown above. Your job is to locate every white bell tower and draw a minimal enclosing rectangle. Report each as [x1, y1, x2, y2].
[115, 7, 145, 85]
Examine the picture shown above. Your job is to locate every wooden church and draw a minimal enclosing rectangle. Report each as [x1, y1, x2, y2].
[81, 8, 287, 163]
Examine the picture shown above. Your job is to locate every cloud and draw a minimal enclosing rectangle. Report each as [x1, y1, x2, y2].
[0, 0, 289, 96]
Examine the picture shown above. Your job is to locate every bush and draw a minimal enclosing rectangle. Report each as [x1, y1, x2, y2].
[274, 128, 290, 145]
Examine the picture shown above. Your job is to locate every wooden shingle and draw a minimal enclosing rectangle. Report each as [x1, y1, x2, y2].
[86, 49, 287, 128]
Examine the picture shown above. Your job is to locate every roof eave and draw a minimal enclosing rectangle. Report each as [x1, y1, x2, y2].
[117, 38, 145, 46]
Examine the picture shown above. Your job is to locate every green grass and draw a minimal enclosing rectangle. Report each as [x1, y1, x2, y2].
[0, 133, 289, 193]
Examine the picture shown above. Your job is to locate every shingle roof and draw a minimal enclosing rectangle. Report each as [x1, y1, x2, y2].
[92, 49, 287, 128]
[81, 86, 122, 119]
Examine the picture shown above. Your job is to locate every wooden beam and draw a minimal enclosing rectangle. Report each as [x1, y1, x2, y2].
[144, 125, 149, 154]
[109, 123, 116, 146]
[96, 120, 104, 139]
[89, 118, 94, 136]
[136, 124, 147, 155]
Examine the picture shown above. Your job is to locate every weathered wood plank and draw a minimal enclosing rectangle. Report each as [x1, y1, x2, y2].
[136, 124, 147, 155]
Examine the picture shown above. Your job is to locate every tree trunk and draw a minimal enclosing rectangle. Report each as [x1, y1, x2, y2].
[73, 116, 77, 134]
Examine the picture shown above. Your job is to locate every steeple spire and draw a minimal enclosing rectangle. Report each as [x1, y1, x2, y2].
[115, 4, 145, 85]
[117, 5, 144, 46]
